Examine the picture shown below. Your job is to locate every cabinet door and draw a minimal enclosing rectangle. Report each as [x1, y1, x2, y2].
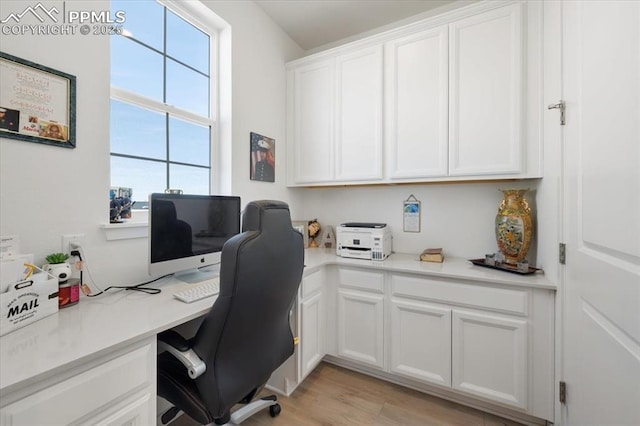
[300, 290, 325, 379]
[390, 299, 451, 387]
[452, 310, 527, 409]
[337, 289, 384, 369]
[291, 59, 335, 183]
[335, 46, 384, 181]
[385, 26, 449, 179]
[0, 342, 155, 425]
[449, 3, 523, 176]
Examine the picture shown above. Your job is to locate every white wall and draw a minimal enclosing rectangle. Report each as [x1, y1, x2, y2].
[0, 0, 560, 290]
[0, 0, 304, 287]
[296, 181, 546, 269]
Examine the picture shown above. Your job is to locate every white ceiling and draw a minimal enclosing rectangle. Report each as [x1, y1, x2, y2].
[254, 0, 467, 52]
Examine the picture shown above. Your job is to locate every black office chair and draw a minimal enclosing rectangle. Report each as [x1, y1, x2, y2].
[157, 200, 304, 425]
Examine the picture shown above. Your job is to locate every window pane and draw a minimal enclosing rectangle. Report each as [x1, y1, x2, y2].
[111, 35, 163, 102]
[166, 10, 210, 74]
[111, 100, 166, 160]
[112, 0, 164, 50]
[111, 156, 166, 203]
[169, 117, 209, 166]
[166, 59, 209, 116]
[170, 164, 209, 195]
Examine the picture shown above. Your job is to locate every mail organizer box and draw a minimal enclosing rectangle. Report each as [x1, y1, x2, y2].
[1, 272, 58, 336]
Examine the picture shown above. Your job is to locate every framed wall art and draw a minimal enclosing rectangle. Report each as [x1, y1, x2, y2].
[250, 132, 275, 182]
[0, 52, 76, 149]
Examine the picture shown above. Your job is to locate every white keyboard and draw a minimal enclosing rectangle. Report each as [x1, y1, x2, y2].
[173, 279, 220, 303]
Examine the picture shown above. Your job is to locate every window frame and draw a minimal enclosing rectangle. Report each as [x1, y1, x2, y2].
[109, 0, 220, 204]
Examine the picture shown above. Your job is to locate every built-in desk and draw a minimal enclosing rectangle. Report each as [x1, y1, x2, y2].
[0, 250, 556, 425]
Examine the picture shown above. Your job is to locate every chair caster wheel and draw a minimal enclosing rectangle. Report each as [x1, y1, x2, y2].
[269, 403, 281, 417]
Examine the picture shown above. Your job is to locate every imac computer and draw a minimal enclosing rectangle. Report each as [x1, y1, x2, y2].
[149, 193, 241, 283]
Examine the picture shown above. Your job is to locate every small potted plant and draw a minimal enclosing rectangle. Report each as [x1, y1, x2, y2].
[43, 252, 72, 283]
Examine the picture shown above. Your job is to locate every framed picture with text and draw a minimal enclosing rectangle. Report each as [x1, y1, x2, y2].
[0, 52, 76, 149]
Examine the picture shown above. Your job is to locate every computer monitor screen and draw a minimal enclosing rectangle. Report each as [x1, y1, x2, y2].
[149, 193, 241, 283]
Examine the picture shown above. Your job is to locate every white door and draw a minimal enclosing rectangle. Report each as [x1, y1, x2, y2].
[561, 1, 640, 424]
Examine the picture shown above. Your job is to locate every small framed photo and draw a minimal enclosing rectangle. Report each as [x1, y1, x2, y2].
[291, 220, 309, 248]
[250, 132, 275, 182]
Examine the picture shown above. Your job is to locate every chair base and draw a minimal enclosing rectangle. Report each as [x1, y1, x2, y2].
[158, 395, 281, 426]
[225, 395, 280, 425]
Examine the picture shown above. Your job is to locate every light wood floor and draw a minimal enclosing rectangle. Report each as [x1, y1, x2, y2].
[172, 362, 524, 426]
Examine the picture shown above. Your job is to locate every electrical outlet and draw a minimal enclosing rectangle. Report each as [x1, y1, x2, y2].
[62, 234, 85, 254]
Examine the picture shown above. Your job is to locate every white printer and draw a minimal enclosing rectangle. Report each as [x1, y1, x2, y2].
[336, 223, 392, 261]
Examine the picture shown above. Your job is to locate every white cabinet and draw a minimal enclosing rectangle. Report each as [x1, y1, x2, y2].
[390, 272, 554, 420]
[336, 268, 385, 369]
[287, 1, 542, 186]
[449, 3, 524, 176]
[335, 47, 384, 181]
[390, 298, 451, 386]
[287, 46, 383, 185]
[385, 25, 449, 179]
[290, 59, 335, 183]
[452, 310, 527, 409]
[0, 339, 156, 426]
[299, 269, 326, 380]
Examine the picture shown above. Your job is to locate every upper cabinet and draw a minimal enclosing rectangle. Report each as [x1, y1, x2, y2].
[287, 46, 383, 185]
[385, 25, 449, 179]
[287, 1, 542, 187]
[289, 59, 335, 183]
[449, 4, 523, 176]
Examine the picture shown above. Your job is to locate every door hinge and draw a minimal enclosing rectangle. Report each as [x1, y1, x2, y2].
[559, 243, 566, 264]
[559, 381, 567, 404]
[548, 100, 566, 125]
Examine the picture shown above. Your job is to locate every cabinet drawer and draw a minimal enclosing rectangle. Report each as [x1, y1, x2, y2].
[1, 342, 155, 425]
[338, 268, 384, 293]
[301, 268, 325, 299]
[391, 274, 529, 316]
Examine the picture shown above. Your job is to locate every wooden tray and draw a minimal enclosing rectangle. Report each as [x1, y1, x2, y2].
[469, 258, 541, 275]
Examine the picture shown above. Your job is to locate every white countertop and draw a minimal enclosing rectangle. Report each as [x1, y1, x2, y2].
[304, 249, 557, 290]
[0, 250, 555, 396]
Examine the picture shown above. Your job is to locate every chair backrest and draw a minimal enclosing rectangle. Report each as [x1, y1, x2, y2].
[192, 200, 304, 418]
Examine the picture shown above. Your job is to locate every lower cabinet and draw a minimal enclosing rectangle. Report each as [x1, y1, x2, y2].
[452, 310, 527, 409]
[299, 268, 327, 381]
[336, 267, 385, 369]
[0, 338, 156, 426]
[296, 265, 554, 422]
[337, 288, 384, 369]
[389, 299, 451, 387]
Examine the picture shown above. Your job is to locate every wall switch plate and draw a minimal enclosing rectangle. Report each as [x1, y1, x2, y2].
[62, 234, 85, 254]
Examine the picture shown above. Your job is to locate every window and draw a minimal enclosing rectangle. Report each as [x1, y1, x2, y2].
[110, 0, 217, 205]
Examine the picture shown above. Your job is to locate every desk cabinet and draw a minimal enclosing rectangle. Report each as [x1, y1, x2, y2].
[390, 273, 554, 419]
[299, 269, 327, 380]
[389, 298, 452, 386]
[336, 268, 385, 369]
[0, 338, 156, 426]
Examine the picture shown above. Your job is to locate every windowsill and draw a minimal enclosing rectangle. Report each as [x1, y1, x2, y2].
[102, 210, 148, 240]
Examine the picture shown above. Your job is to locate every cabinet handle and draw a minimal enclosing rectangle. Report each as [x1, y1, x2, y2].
[548, 100, 565, 125]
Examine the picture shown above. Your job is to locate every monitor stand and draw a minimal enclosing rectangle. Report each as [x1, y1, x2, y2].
[174, 268, 218, 284]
